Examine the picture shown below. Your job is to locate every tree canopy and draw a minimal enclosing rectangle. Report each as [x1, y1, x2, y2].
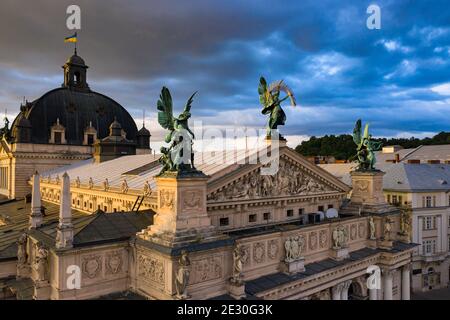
[295, 132, 450, 160]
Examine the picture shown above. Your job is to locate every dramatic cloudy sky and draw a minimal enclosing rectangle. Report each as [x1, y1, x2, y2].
[1, 0, 450, 148]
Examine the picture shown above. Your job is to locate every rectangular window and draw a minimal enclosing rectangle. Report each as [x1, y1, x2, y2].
[298, 208, 304, 215]
[286, 209, 293, 217]
[54, 132, 62, 144]
[318, 205, 324, 212]
[387, 194, 391, 203]
[422, 239, 436, 255]
[392, 195, 398, 204]
[399, 196, 403, 205]
[328, 204, 334, 209]
[263, 212, 271, 220]
[426, 196, 432, 208]
[448, 236, 450, 252]
[424, 216, 434, 230]
[433, 196, 436, 207]
[87, 134, 95, 145]
[248, 214, 257, 223]
[219, 217, 229, 226]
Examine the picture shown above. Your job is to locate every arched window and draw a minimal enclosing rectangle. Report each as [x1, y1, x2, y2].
[74, 72, 81, 84]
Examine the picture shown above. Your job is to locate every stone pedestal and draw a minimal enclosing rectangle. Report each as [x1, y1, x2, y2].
[367, 239, 378, 249]
[341, 170, 398, 216]
[227, 281, 246, 300]
[351, 170, 385, 205]
[282, 258, 305, 274]
[330, 247, 349, 261]
[138, 171, 224, 247]
[378, 239, 393, 249]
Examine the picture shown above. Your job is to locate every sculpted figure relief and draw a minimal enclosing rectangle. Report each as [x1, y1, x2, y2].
[17, 233, 28, 267]
[400, 208, 412, 238]
[369, 216, 376, 240]
[121, 179, 129, 194]
[175, 250, 191, 299]
[34, 242, 48, 282]
[208, 159, 333, 202]
[231, 244, 243, 284]
[332, 226, 348, 249]
[284, 235, 305, 262]
[143, 181, 152, 196]
[384, 217, 393, 241]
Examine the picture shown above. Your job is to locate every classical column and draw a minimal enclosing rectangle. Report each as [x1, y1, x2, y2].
[29, 171, 43, 229]
[402, 265, 411, 300]
[331, 284, 342, 300]
[369, 287, 378, 300]
[383, 269, 393, 300]
[340, 280, 352, 300]
[55, 172, 74, 249]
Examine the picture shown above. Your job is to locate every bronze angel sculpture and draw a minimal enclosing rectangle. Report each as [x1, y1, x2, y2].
[258, 77, 296, 138]
[352, 119, 382, 171]
[157, 87, 197, 175]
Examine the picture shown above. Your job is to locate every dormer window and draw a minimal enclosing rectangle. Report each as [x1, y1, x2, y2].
[49, 118, 66, 144]
[83, 121, 97, 145]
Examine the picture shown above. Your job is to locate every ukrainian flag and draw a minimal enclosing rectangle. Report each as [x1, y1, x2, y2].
[64, 32, 77, 43]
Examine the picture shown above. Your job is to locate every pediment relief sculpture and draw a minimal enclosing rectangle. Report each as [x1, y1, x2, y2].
[208, 158, 335, 202]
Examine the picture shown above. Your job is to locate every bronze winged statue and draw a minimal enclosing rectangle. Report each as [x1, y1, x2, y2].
[258, 77, 296, 139]
[352, 119, 382, 171]
[156, 87, 197, 175]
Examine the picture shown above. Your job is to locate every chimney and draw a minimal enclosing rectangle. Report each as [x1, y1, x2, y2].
[427, 160, 440, 164]
[407, 159, 420, 164]
[55, 172, 73, 249]
[29, 171, 43, 229]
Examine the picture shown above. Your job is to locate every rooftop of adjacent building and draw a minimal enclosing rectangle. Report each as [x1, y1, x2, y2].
[376, 144, 450, 164]
[0, 199, 154, 262]
[320, 160, 450, 192]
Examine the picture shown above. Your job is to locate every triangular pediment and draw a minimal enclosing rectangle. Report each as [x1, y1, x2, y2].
[207, 147, 350, 202]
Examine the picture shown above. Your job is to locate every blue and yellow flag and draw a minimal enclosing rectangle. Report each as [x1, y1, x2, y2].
[64, 32, 77, 43]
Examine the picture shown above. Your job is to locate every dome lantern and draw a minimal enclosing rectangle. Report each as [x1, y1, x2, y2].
[62, 49, 89, 91]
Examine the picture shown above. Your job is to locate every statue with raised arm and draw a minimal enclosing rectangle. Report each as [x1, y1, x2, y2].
[156, 87, 197, 175]
[352, 119, 382, 171]
[258, 77, 296, 139]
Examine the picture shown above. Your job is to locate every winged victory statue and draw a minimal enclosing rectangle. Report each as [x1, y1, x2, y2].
[258, 76, 296, 139]
[352, 119, 382, 171]
[156, 87, 197, 175]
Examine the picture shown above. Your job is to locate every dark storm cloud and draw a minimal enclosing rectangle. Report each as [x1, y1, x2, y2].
[1, 0, 450, 140]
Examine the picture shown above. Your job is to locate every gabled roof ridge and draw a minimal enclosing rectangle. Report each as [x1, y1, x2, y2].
[401, 145, 424, 161]
[73, 213, 102, 237]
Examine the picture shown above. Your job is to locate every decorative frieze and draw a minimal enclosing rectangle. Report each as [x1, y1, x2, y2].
[105, 251, 123, 275]
[82, 254, 103, 279]
[207, 157, 336, 202]
[138, 254, 165, 285]
[191, 255, 222, 284]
